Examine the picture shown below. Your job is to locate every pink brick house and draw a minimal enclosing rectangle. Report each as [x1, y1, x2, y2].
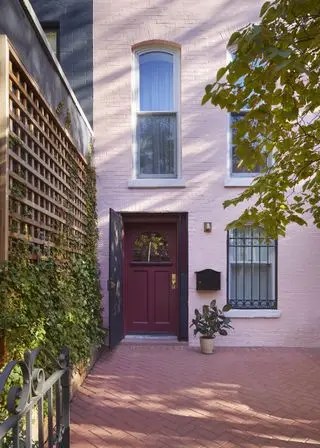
[93, 0, 320, 348]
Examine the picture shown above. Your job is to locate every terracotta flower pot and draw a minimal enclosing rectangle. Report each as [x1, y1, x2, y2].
[200, 336, 215, 354]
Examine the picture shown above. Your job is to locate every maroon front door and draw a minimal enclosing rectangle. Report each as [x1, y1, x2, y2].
[125, 222, 178, 334]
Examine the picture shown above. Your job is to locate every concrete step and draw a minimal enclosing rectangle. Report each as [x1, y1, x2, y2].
[121, 335, 188, 345]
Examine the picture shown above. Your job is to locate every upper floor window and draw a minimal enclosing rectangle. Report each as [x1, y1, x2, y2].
[227, 227, 277, 309]
[228, 49, 268, 178]
[133, 46, 180, 179]
[42, 23, 60, 59]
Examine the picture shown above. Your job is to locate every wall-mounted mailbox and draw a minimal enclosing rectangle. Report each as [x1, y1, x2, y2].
[195, 269, 221, 291]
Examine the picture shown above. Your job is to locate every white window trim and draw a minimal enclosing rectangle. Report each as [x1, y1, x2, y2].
[224, 176, 255, 187]
[224, 309, 281, 318]
[131, 44, 182, 187]
[128, 178, 185, 188]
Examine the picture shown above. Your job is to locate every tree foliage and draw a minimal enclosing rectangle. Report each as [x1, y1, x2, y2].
[203, 0, 320, 238]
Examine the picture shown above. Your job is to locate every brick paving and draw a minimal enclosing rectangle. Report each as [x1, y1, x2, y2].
[71, 344, 320, 447]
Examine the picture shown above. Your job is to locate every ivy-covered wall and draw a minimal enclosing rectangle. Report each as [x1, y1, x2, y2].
[0, 154, 103, 366]
[0, 1, 101, 366]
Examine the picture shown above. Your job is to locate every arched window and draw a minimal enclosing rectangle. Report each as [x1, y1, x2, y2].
[227, 227, 277, 309]
[133, 44, 180, 180]
[133, 232, 170, 262]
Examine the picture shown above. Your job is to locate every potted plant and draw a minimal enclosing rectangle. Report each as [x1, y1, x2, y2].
[190, 300, 233, 354]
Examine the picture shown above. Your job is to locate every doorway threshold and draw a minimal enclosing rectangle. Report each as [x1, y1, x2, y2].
[122, 335, 187, 345]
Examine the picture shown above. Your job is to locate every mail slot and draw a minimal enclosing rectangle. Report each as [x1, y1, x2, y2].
[195, 269, 221, 291]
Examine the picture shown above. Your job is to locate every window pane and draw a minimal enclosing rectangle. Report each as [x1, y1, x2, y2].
[231, 112, 263, 175]
[44, 30, 58, 56]
[138, 114, 176, 176]
[229, 49, 263, 88]
[230, 264, 273, 308]
[133, 232, 170, 262]
[232, 146, 262, 174]
[228, 227, 276, 309]
[139, 52, 173, 111]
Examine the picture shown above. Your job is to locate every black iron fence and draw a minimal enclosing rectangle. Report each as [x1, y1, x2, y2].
[0, 347, 70, 448]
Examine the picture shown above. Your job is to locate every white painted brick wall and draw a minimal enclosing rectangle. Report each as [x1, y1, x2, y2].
[93, 0, 320, 347]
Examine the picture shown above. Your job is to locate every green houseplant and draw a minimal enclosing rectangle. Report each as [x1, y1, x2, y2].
[190, 300, 233, 354]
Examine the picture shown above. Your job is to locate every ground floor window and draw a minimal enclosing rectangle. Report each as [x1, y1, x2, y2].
[227, 227, 277, 309]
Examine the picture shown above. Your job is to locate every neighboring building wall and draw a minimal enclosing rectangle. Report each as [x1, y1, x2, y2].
[0, 0, 92, 152]
[0, 0, 92, 359]
[30, 0, 93, 125]
[93, 0, 320, 347]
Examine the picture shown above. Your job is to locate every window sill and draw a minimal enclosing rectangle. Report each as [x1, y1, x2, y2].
[224, 309, 281, 319]
[224, 177, 255, 187]
[128, 178, 186, 189]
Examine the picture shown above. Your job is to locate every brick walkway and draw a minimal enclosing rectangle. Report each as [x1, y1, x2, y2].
[71, 344, 320, 447]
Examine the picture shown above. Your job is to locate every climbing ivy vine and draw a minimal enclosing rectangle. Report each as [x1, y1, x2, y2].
[0, 149, 104, 367]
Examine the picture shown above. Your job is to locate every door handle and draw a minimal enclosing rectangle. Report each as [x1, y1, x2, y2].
[171, 273, 177, 290]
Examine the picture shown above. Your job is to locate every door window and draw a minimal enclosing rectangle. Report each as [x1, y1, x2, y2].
[133, 232, 170, 262]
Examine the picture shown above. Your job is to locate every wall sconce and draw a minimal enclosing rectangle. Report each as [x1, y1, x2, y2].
[203, 222, 212, 233]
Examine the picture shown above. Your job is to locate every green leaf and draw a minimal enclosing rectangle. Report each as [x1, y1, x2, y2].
[201, 93, 211, 105]
[222, 304, 232, 312]
[264, 5, 277, 21]
[205, 84, 213, 94]
[290, 216, 307, 226]
[216, 66, 228, 81]
[260, 1, 271, 17]
[228, 31, 241, 47]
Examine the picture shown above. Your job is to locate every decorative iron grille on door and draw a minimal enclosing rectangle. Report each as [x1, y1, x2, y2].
[0, 36, 88, 262]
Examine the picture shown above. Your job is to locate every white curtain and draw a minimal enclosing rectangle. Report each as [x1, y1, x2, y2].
[230, 264, 273, 304]
[139, 52, 173, 111]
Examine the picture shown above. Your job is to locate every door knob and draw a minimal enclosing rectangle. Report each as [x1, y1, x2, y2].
[171, 273, 177, 290]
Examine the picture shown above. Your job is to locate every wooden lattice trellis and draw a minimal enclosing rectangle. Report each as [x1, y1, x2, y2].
[0, 36, 89, 261]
